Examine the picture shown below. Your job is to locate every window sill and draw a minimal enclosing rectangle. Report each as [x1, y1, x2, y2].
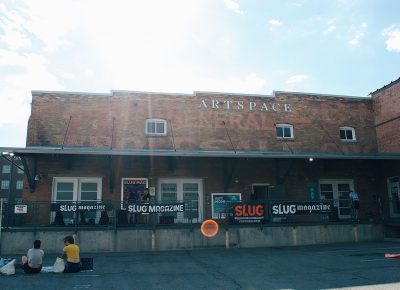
[145, 134, 167, 137]
[276, 137, 295, 141]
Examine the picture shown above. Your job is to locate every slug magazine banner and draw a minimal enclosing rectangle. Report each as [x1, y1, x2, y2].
[121, 178, 148, 203]
[51, 203, 112, 212]
[271, 201, 333, 216]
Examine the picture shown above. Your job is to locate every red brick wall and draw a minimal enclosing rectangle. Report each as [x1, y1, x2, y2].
[372, 79, 400, 152]
[27, 91, 377, 153]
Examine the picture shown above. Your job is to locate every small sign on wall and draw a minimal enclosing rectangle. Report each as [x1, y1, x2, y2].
[149, 187, 156, 196]
[14, 205, 27, 214]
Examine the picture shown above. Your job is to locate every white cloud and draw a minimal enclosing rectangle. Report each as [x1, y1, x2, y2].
[348, 32, 364, 47]
[0, 3, 32, 50]
[348, 22, 367, 48]
[61, 73, 75, 79]
[325, 25, 336, 34]
[84, 69, 94, 77]
[286, 74, 310, 84]
[224, 0, 244, 14]
[0, 49, 64, 126]
[269, 19, 283, 27]
[382, 26, 400, 52]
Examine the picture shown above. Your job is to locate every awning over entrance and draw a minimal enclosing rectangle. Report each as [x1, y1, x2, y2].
[3, 146, 400, 160]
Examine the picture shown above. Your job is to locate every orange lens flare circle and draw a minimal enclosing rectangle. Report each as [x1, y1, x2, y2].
[201, 219, 219, 238]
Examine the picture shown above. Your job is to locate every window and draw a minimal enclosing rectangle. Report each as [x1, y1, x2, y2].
[1, 180, 10, 189]
[53, 177, 102, 201]
[276, 124, 294, 139]
[145, 119, 167, 136]
[17, 167, 24, 174]
[16, 180, 23, 190]
[2, 165, 11, 174]
[340, 127, 356, 141]
[52, 177, 103, 225]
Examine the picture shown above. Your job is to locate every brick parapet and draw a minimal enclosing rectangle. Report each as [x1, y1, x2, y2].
[26, 90, 377, 153]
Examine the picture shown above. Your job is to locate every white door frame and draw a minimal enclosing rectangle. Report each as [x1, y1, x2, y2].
[387, 176, 400, 218]
[157, 178, 204, 223]
[319, 179, 354, 219]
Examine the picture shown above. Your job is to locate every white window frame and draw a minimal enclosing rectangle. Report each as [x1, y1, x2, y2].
[16, 180, 24, 190]
[339, 126, 356, 142]
[1, 180, 10, 189]
[145, 118, 167, 136]
[2, 165, 11, 174]
[52, 177, 102, 202]
[319, 179, 354, 219]
[157, 178, 204, 223]
[276, 123, 294, 139]
[51, 177, 103, 224]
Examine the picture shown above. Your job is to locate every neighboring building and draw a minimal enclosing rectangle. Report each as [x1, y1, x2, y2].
[0, 155, 24, 203]
[1, 77, 400, 227]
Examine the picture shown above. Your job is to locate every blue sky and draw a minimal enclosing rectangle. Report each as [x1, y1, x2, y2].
[0, 0, 399, 147]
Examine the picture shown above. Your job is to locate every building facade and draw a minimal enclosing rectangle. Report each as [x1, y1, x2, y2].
[2, 77, 400, 228]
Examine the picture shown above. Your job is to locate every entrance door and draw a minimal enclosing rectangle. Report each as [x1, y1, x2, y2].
[388, 177, 400, 218]
[251, 184, 268, 201]
[157, 178, 203, 223]
[319, 179, 354, 219]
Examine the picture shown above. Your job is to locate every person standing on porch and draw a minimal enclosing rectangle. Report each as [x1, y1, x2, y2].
[348, 190, 360, 220]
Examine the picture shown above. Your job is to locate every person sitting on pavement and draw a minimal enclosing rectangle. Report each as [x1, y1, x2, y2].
[18, 239, 44, 274]
[62, 235, 81, 273]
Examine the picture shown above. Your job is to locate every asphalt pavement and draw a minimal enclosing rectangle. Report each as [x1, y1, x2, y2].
[1, 241, 400, 290]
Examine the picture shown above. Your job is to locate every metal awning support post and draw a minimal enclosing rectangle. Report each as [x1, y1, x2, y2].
[109, 156, 115, 193]
[21, 156, 37, 193]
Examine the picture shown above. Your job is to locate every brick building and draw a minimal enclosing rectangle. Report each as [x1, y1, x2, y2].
[2, 77, 400, 226]
[0, 155, 24, 203]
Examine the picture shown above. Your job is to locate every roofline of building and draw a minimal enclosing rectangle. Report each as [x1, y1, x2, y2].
[370, 76, 400, 95]
[2, 146, 400, 160]
[31, 90, 112, 96]
[273, 90, 369, 100]
[30, 90, 368, 100]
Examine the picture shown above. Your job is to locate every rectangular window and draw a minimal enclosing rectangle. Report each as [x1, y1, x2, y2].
[80, 182, 98, 200]
[146, 119, 167, 135]
[16, 180, 24, 190]
[52, 177, 102, 225]
[17, 167, 24, 174]
[1, 180, 10, 189]
[53, 178, 102, 201]
[339, 127, 356, 141]
[2, 165, 11, 174]
[276, 124, 294, 139]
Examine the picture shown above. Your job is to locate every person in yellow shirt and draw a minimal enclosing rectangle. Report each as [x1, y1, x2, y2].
[62, 235, 80, 273]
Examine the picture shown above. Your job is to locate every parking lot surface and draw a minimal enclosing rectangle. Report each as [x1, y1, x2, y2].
[1, 241, 400, 290]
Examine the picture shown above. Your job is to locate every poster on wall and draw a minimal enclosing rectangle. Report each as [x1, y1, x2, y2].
[121, 178, 148, 203]
[211, 193, 241, 219]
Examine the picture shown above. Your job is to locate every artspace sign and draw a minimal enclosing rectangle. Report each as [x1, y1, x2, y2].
[271, 201, 332, 216]
[233, 203, 265, 224]
[199, 99, 293, 113]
